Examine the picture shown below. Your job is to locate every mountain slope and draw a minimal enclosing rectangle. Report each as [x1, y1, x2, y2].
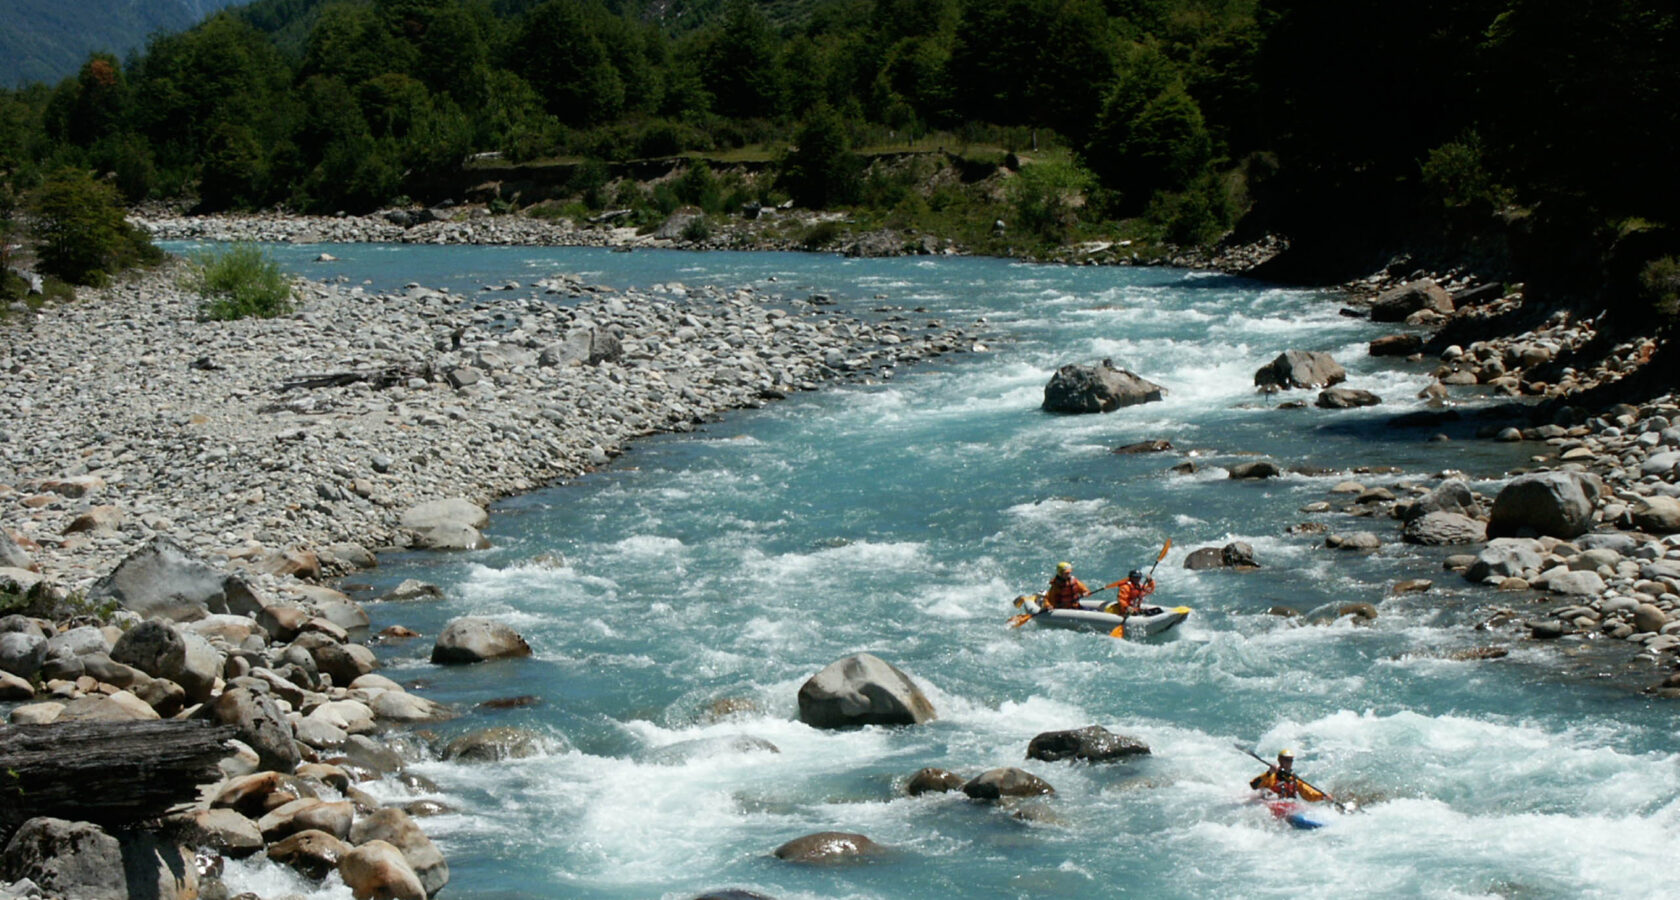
[0, 0, 248, 87]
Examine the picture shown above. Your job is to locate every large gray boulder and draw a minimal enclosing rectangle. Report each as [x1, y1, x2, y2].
[111, 619, 186, 681]
[1401, 511, 1488, 545]
[431, 617, 532, 664]
[540, 326, 622, 368]
[796, 653, 936, 728]
[0, 818, 126, 900]
[349, 808, 449, 897]
[1041, 362, 1166, 413]
[962, 767, 1055, 800]
[1184, 542, 1259, 570]
[86, 537, 263, 622]
[399, 498, 491, 551]
[1370, 279, 1454, 322]
[1630, 496, 1680, 533]
[1487, 472, 1600, 538]
[1316, 387, 1382, 409]
[1254, 350, 1346, 391]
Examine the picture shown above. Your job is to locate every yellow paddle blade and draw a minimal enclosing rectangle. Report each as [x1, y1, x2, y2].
[1008, 613, 1032, 628]
[1109, 624, 1126, 639]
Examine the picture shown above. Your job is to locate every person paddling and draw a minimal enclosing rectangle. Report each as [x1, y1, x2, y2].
[1249, 749, 1328, 802]
[1099, 568, 1156, 615]
[1042, 561, 1091, 609]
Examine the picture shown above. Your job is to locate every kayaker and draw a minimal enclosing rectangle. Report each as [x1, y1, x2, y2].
[1042, 561, 1091, 609]
[1105, 569, 1156, 614]
[1250, 749, 1327, 802]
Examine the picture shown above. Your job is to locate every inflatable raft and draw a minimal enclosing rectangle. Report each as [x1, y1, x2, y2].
[1010, 594, 1190, 638]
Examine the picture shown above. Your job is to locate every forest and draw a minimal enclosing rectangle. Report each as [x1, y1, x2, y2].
[0, 0, 1675, 335]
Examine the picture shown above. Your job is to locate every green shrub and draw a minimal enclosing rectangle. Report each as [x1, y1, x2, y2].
[681, 215, 713, 241]
[801, 220, 843, 249]
[185, 243, 294, 320]
[27, 168, 163, 286]
[1639, 256, 1680, 323]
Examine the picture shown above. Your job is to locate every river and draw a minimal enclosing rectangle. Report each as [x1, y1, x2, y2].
[182, 243, 1680, 900]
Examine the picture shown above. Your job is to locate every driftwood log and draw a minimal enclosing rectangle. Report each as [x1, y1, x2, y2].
[277, 365, 427, 392]
[0, 721, 235, 841]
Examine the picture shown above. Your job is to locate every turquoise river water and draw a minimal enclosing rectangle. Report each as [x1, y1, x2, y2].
[166, 243, 1680, 899]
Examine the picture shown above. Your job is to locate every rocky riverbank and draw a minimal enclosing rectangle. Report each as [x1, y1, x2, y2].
[0, 257, 982, 899]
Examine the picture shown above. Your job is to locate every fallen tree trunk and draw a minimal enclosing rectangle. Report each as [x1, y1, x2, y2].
[0, 721, 235, 841]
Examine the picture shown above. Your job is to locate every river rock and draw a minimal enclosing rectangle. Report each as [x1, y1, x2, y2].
[1487, 472, 1599, 539]
[1227, 460, 1282, 479]
[1402, 512, 1488, 545]
[796, 653, 937, 728]
[173, 808, 264, 858]
[441, 726, 558, 761]
[1184, 542, 1259, 570]
[203, 686, 300, 772]
[85, 537, 263, 622]
[772, 832, 885, 865]
[339, 840, 426, 900]
[1635, 603, 1670, 633]
[348, 808, 448, 897]
[431, 617, 532, 664]
[257, 797, 354, 842]
[641, 735, 779, 765]
[905, 767, 967, 795]
[0, 632, 46, 679]
[1113, 439, 1173, 454]
[962, 767, 1055, 800]
[1041, 362, 1167, 413]
[399, 498, 491, 550]
[1254, 350, 1346, 391]
[0, 818, 126, 900]
[0, 669, 32, 700]
[380, 579, 444, 602]
[1466, 538, 1545, 583]
[1538, 570, 1605, 595]
[1399, 479, 1483, 522]
[266, 829, 349, 880]
[1316, 388, 1382, 409]
[1630, 496, 1680, 533]
[0, 530, 31, 570]
[1026, 725, 1149, 762]
[1326, 532, 1382, 550]
[1369, 333, 1423, 356]
[1370, 279, 1454, 322]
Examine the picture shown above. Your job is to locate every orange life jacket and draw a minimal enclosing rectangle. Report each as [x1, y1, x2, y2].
[1043, 574, 1090, 609]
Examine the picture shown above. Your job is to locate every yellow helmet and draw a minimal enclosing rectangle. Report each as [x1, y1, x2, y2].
[1056, 561, 1073, 574]
[1278, 748, 1295, 760]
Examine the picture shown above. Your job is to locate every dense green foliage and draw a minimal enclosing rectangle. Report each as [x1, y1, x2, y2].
[0, 0, 1674, 334]
[26, 167, 162, 285]
[185, 242, 295, 320]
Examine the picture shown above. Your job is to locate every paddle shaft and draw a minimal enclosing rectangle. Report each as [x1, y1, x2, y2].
[1236, 745, 1347, 812]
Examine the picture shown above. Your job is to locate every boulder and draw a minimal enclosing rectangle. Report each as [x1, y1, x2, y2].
[1184, 542, 1259, 570]
[1316, 388, 1382, 409]
[962, 767, 1055, 800]
[1487, 472, 1599, 539]
[1368, 333, 1424, 356]
[904, 767, 967, 796]
[771, 832, 885, 865]
[1630, 496, 1680, 533]
[1026, 725, 1149, 763]
[257, 797, 354, 842]
[1539, 570, 1605, 596]
[1113, 439, 1173, 455]
[1254, 350, 1346, 391]
[796, 653, 937, 728]
[1227, 460, 1282, 479]
[0, 669, 32, 700]
[641, 735, 779, 765]
[1466, 538, 1545, 583]
[380, 579, 443, 602]
[1370, 279, 1454, 322]
[349, 808, 448, 898]
[86, 537, 263, 622]
[1326, 532, 1382, 550]
[0, 818, 126, 900]
[1041, 362, 1167, 414]
[540, 327, 623, 368]
[1634, 603, 1669, 633]
[1401, 512, 1488, 545]
[399, 498, 491, 551]
[339, 840, 426, 900]
[55, 691, 159, 722]
[431, 617, 532, 664]
[111, 619, 185, 681]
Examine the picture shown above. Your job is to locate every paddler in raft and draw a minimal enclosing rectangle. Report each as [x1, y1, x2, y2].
[1249, 749, 1328, 802]
[1101, 568, 1157, 615]
[1041, 561, 1092, 609]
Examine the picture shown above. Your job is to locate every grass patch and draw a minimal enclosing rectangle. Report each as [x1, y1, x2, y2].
[183, 243, 294, 321]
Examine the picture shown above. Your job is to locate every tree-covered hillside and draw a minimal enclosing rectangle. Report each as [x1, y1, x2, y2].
[0, 0, 1675, 339]
[0, 0, 250, 87]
